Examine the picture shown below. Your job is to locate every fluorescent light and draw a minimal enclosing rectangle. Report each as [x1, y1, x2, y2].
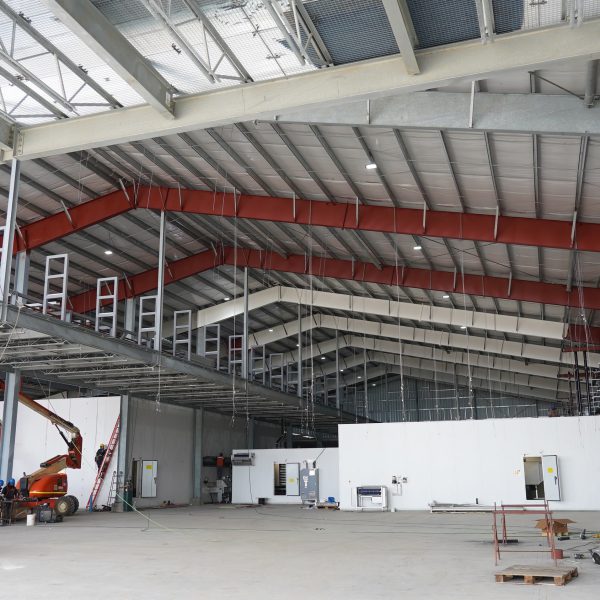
[366, 162, 377, 170]
[268, 328, 273, 332]
[372, 383, 376, 387]
[413, 245, 422, 251]
[442, 294, 450, 299]
[302, 434, 314, 439]
[321, 356, 326, 360]
[292, 432, 300, 436]
[340, 369, 344, 372]
[223, 296, 230, 301]
[296, 344, 299, 347]
[460, 325, 467, 330]
[358, 376, 362, 379]
[104, 250, 113, 255]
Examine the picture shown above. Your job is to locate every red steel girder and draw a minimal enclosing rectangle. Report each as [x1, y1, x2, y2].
[223, 248, 600, 310]
[68, 245, 600, 316]
[6, 185, 600, 254]
[11, 188, 132, 252]
[142, 186, 597, 252]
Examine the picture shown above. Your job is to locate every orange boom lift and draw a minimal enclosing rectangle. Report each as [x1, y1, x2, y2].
[0, 385, 82, 517]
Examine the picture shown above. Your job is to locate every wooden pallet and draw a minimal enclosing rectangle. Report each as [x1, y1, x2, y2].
[316, 503, 339, 510]
[495, 565, 578, 586]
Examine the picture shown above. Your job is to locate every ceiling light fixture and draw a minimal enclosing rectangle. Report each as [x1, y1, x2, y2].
[443, 294, 450, 299]
[358, 376, 362, 379]
[460, 325, 467, 330]
[224, 296, 231, 301]
[340, 369, 344, 372]
[321, 356, 326, 360]
[366, 162, 377, 170]
[268, 328, 274, 332]
[104, 250, 113, 255]
[413, 245, 422, 251]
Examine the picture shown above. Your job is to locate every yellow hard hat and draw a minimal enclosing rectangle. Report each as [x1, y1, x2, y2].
[100, 443, 106, 448]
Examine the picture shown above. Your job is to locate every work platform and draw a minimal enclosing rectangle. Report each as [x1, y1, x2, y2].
[0, 305, 361, 429]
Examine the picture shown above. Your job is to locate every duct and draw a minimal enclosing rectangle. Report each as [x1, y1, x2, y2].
[196, 286, 566, 341]
[329, 350, 568, 395]
[282, 335, 562, 381]
[338, 363, 560, 403]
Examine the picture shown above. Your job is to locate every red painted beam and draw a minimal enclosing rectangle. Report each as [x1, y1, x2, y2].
[223, 248, 600, 310]
[564, 324, 600, 346]
[9, 185, 600, 254]
[69, 248, 222, 313]
[69, 244, 600, 316]
[141, 185, 599, 252]
[4, 188, 134, 253]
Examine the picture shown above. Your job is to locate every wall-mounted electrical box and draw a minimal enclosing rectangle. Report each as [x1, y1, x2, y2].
[231, 452, 255, 466]
[355, 486, 388, 511]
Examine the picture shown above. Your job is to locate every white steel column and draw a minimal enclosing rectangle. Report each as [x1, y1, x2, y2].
[242, 267, 249, 379]
[363, 347, 368, 419]
[247, 417, 255, 449]
[11, 251, 29, 305]
[297, 304, 302, 399]
[192, 407, 204, 504]
[0, 158, 20, 322]
[124, 298, 136, 340]
[155, 210, 166, 352]
[0, 370, 20, 480]
[114, 394, 130, 512]
[335, 332, 340, 410]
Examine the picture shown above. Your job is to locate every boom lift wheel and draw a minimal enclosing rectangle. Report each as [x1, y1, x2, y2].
[55, 496, 75, 516]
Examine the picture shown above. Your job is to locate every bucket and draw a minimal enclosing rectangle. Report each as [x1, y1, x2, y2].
[26, 513, 36, 527]
[551, 549, 564, 559]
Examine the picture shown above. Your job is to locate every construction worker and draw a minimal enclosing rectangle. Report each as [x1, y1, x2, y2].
[1, 478, 19, 500]
[216, 452, 225, 480]
[95, 443, 107, 470]
[1, 478, 19, 525]
[0, 479, 4, 525]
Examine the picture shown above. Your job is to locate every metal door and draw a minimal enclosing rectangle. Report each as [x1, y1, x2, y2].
[541, 455, 561, 501]
[285, 462, 300, 496]
[141, 460, 158, 498]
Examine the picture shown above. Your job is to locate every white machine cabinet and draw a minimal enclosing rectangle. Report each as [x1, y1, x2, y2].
[355, 486, 388, 511]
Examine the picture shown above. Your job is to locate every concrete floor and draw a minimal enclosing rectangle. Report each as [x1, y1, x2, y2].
[2, 506, 599, 599]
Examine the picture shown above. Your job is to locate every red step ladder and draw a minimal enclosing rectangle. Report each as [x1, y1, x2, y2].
[86, 415, 120, 511]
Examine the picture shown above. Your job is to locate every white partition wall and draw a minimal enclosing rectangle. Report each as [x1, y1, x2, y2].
[232, 448, 339, 505]
[338, 416, 600, 511]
